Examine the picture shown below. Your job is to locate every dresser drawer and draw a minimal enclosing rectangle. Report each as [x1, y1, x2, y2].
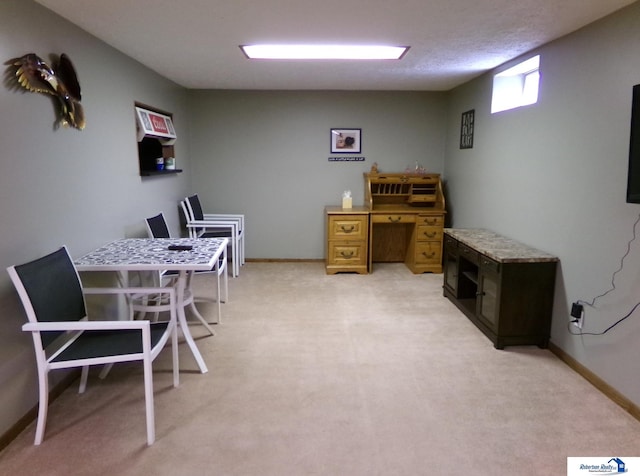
[414, 242, 442, 264]
[416, 225, 443, 242]
[327, 241, 367, 265]
[328, 215, 368, 240]
[370, 214, 416, 224]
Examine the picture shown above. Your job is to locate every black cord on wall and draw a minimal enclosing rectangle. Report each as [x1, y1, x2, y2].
[569, 213, 640, 336]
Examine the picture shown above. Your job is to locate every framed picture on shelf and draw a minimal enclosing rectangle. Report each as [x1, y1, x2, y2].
[135, 106, 176, 140]
[331, 128, 361, 153]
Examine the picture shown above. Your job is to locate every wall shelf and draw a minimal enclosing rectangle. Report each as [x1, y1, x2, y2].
[140, 169, 183, 177]
[135, 102, 179, 177]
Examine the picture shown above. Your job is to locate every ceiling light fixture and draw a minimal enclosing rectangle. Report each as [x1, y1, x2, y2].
[240, 44, 409, 60]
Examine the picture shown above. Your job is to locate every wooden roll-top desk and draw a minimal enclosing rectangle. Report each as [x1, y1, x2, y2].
[326, 172, 446, 274]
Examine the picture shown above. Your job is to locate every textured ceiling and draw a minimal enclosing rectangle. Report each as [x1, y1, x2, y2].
[35, 0, 637, 91]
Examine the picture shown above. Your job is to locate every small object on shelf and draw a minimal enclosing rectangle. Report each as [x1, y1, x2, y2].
[155, 157, 164, 170]
[164, 157, 176, 170]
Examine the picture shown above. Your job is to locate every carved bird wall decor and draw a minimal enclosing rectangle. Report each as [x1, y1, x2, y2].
[7, 53, 85, 130]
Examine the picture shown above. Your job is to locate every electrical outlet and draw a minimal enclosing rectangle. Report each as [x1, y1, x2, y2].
[570, 302, 584, 329]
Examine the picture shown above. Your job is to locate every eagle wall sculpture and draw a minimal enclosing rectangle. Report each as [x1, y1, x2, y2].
[7, 53, 85, 130]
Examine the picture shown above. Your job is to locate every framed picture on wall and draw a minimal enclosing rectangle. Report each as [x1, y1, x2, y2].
[460, 109, 474, 149]
[331, 128, 361, 153]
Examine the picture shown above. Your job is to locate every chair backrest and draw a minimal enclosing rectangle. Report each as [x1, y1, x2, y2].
[186, 194, 205, 221]
[179, 200, 195, 237]
[146, 213, 171, 238]
[7, 247, 86, 347]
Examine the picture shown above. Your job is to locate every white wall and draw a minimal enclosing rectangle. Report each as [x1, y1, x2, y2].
[187, 90, 448, 259]
[0, 0, 192, 437]
[445, 2, 640, 408]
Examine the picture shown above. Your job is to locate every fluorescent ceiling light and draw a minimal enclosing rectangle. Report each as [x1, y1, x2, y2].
[241, 44, 409, 60]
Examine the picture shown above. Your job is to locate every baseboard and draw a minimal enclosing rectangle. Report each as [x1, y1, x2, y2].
[549, 342, 640, 422]
[245, 258, 324, 263]
[0, 370, 80, 452]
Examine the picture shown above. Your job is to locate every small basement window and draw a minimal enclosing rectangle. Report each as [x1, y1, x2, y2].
[491, 55, 540, 114]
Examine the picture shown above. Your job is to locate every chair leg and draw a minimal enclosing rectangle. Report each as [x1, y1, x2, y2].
[142, 355, 155, 446]
[78, 365, 90, 394]
[99, 363, 114, 380]
[230, 234, 238, 277]
[240, 233, 245, 266]
[215, 268, 222, 324]
[222, 264, 229, 303]
[34, 370, 49, 445]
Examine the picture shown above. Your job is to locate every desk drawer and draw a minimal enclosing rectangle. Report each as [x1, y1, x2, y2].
[414, 242, 442, 264]
[327, 241, 367, 265]
[328, 215, 367, 240]
[417, 215, 444, 227]
[371, 214, 416, 224]
[416, 225, 443, 242]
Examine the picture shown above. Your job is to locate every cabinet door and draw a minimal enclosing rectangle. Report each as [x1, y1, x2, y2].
[443, 251, 458, 295]
[477, 258, 500, 331]
[443, 236, 458, 294]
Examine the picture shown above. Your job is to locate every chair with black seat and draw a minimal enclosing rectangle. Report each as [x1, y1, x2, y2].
[6, 246, 178, 446]
[183, 194, 244, 277]
[142, 212, 227, 325]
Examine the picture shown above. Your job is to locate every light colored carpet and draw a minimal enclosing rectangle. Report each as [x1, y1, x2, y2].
[1, 262, 639, 476]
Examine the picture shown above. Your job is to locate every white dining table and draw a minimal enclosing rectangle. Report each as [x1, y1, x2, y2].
[74, 237, 228, 374]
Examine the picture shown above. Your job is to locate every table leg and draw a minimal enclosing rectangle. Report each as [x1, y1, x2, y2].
[176, 271, 209, 373]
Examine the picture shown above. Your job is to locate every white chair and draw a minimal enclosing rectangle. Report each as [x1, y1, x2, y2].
[182, 194, 245, 277]
[142, 212, 227, 325]
[6, 246, 178, 446]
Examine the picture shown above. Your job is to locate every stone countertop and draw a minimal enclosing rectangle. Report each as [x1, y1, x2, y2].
[444, 228, 559, 263]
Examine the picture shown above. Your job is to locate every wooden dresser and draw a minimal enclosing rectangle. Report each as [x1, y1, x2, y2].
[443, 228, 558, 349]
[365, 172, 446, 274]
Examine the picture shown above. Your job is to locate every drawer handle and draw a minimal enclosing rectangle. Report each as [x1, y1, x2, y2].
[340, 225, 355, 233]
[423, 231, 437, 238]
[422, 251, 436, 258]
[340, 251, 354, 258]
[423, 219, 437, 225]
[388, 216, 402, 223]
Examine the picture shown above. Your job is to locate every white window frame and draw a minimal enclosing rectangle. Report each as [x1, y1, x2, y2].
[491, 55, 540, 114]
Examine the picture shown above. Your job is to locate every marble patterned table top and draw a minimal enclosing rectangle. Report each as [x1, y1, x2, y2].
[75, 238, 228, 271]
[444, 228, 558, 263]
